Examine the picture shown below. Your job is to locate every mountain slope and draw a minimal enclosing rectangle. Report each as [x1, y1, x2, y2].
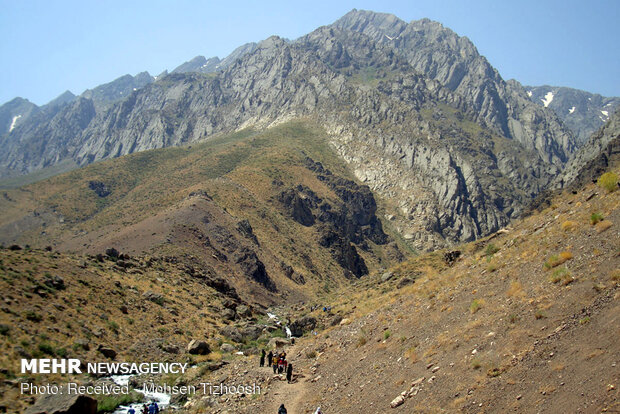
[0, 121, 406, 302]
[333, 9, 576, 165]
[203, 170, 620, 414]
[558, 108, 620, 189]
[0, 11, 580, 249]
[0, 97, 38, 135]
[526, 85, 620, 145]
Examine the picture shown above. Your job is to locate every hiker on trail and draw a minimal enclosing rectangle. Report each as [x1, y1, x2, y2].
[148, 403, 155, 414]
[278, 404, 288, 414]
[260, 349, 266, 367]
[272, 354, 278, 374]
[267, 350, 273, 367]
[141, 405, 149, 414]
[286, 362, 293, 383]
[127, 408, 135, 414]
[314, 407, 322, 414]
[153, 401, 159, 414]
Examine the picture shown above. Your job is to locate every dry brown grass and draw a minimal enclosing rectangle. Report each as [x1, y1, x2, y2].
[405, 346, 418, 363]
[544, 251, 573, 269]
[506, 280, 525, 298]
[595, 220, 613, 233]
[561, 220, 578, 231]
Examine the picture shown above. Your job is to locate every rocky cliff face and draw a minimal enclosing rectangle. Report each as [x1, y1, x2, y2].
[558, 108, 620, 188]
[333, 9, 576, 165]
[0, 97, 38, 135]
[525, 85, 620, 145]
[80, 71, 154, 108]
[0, 11, 580, 249]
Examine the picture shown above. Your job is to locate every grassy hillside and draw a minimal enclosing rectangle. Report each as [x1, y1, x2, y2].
[0, 120, 408, 304]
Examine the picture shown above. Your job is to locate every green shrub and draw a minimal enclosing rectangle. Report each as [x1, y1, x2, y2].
[485, 243, 500, 257]
[38, 343, 55, 356]
[590, 212, 604, 225]
[24, 311, 42, 322]
[383, 330, 391, 340]
[470, 299, 482, 314]
[598, 172, 619, 193]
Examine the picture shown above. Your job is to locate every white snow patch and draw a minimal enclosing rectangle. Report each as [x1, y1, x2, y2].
[600, 116, 606, 121]
[568, 106, 576, 114]
[133, 87, 137, 91]
[9, 114, 22, 132]
[527, 90, 532, 97]
[541, 92, 554, 107]
[601, 110, 609, 117]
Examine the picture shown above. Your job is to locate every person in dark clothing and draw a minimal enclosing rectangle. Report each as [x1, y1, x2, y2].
[260, 349, 266, 367]
[141, 405, 149, 414]
[267, 351, 273, 367]
[286, 363, 293, 383]
[278, 404, 287, 414]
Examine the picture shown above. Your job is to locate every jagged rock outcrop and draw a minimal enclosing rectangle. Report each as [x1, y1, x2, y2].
[0, 97, 38, 135]
[277, 159, 388, 274]
[173, 55, 221, 74]
[333, 9, 576, 165]
[558, 108, 620, 188]
[80, 71, 154, 107]
[525, 84, 620, 145]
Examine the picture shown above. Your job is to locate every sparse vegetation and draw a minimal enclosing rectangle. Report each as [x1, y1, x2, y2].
[595, 220, 613, 233]
[383, 330, 391, 340]
[470, 299, 482, 314]
[549, 266, 574, 285]
[590, 212, 604, 225]
[561, 220, 578, 231]
[484, 243, 500, 257]
[598, 171, 618, 193]
[544, 251, 573, 269]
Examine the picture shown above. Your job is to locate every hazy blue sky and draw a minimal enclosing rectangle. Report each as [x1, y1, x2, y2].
[1, 0, 618, 105]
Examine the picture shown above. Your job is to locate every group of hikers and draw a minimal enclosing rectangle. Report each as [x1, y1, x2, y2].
[260, 348, 324, 414]
[260, 349, 294, 383]
[127, 401, 159, 414]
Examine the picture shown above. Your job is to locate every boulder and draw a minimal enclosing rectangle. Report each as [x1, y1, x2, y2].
[220, 343, 235, 353]
[381, 271, 394, 282]
[26, 393, 97, 414]
[97, 345, 116, 359]
[241, 325, 262, 341]
[142, 291, 164, 305]
[330, 315, 343, 326]
[187, 340, 210, 355]
[161, 344, 180, 354]
[397, 277, 415, 289]
[236, 305, 252, 318]
[221, 308, 236, 321]
[268, 337, 290, 349]
[43, 275, 65, 290]
[289, 316, 317, 337]
[220, 326, 242, 343]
